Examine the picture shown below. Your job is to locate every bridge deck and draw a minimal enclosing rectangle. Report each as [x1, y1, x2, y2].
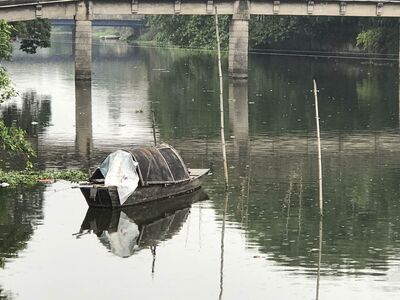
[3, 0, 400, 22]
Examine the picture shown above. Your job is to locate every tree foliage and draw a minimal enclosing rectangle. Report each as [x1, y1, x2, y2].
[0, 20, 17, 102]
[11, 19, 51, 54]
[0, 20, 13, 60]
[142, 15, 229, 49]
[249, 16, 363, 50]
[355, 18, 398, 53]
[0, 120, 35, 169]
[141, 15, 397, 53]
[0, 19, 49, 169]
[0, 66, 16, 102]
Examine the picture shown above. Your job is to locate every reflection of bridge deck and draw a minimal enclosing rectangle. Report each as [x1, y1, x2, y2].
[36, 130, 400, 171]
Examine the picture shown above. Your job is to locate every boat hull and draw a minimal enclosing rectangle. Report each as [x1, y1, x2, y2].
[80, 169, 208, 208]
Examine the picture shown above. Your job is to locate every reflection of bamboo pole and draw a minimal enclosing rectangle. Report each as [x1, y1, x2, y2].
[313, 80, 323, 216]
[219, 192, 228, 300]
[297, 165, 303, 240]
[284, 177, 294, 237]
[316, 217, 323, 300]
[215, 6, 229, 188]
[151, 245, 156, 278]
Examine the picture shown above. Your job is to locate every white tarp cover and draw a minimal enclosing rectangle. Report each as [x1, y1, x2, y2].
[103, 212, 140, 258]
[99, 150, 139, 205]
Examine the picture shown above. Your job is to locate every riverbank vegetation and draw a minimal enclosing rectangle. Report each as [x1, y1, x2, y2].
[130, 16, 398, 54]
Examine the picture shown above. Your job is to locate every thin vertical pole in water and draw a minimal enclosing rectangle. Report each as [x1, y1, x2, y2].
[151, 245, 156, 278]
[398, 19, 400, 128]
[151, 103, 157, 146]
[215, 6, 229, 188]
[313, 80, 323, 216]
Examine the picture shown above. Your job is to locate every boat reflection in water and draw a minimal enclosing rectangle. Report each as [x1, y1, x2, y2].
[78, 189, 208, 258]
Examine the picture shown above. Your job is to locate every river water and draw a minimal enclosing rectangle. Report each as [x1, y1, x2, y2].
[0, 32, 399, 299]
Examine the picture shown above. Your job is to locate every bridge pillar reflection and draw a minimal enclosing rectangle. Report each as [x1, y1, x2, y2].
[75, 79, 93, 168]
[74, 1, 92, 80]
[228, 78, 249, 152]
[229, 0, 250, 79]
[228, 78, 250, 224]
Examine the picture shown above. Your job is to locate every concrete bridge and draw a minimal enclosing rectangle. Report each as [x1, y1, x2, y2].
[50, 18, 144, 27]
[2, 0, 400, 80]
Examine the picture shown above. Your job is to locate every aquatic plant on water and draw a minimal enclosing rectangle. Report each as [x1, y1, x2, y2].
[0, 169, 88, 187]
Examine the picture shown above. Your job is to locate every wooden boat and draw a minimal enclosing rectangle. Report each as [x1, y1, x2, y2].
[78, 189, 208, 257]
[80, 144, 209, 208]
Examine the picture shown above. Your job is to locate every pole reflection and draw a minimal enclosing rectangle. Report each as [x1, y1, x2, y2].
[316, 217, 323, 300]
[219, 192, 229, 300]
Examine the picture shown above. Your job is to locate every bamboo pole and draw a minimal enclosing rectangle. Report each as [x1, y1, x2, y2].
[313, 80, 323, 216]
[151, 103, 157, 146]
[215, 6, 229, 188]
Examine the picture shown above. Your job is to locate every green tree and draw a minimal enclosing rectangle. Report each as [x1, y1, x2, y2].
[139, 15, 229, 50]
[0, 20, 16, 102]
[356, 18, 398, 53]
[11, 19, 51, 54]
[250, 16, 360, 50]
[0, 20, 35, 168]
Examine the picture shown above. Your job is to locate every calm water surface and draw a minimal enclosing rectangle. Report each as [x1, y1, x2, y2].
[0, 32, 399, 299]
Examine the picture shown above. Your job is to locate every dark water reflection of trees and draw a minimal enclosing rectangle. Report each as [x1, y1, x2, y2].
[0, 187, 45, 268]
[145, 49, 400, 275]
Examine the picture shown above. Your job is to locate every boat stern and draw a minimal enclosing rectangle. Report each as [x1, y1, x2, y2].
[80, 185, 120, 208]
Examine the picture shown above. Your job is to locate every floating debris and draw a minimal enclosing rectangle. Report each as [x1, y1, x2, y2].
[37, 178, 53, 184]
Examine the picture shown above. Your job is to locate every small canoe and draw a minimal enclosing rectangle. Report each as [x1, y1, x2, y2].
[80, 144, 209, 208]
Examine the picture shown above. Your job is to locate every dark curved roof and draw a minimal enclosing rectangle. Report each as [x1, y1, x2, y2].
[131, 144, 189, 185]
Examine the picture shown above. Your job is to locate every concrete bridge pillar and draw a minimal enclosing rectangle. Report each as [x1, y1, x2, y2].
[74, 1, 92, 80]
[229, 0, 250, 79]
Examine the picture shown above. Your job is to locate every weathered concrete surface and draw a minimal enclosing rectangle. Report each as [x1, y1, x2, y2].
[4, 0, 400, 21]
[229, 19, 249, 78]
[74, 1, 92, 80]
[74, 19, 92, 80]
[229, 0, 249, 78]
[0, 1, 76, 21]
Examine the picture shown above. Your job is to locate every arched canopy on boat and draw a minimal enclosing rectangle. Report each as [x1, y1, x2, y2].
[131, 144, 190, 185]
[90, 144, 190, 186]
